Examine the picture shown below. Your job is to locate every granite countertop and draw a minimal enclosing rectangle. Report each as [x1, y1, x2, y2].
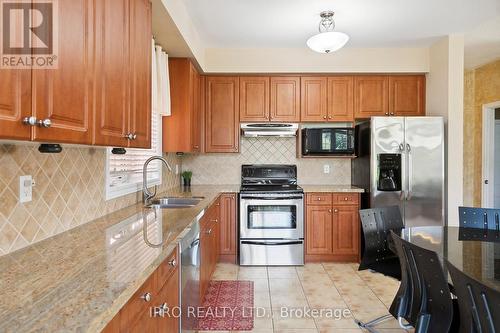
[300, 185, 364, 193]
[0, 185, 239, 333]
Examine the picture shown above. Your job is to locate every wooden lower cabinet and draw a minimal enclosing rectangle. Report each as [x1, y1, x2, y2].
[200, 197, 221, 302]
[305, 193, 360, 262]
[219, 193, 237, 263]
[102, 247, 179, 333]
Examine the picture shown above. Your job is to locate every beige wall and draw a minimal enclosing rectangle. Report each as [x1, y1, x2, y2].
[204, 47, 430, 73]
[0, 144, 181, 256]
[463, 59, 500, 206]
[426, 35, 465, 226]
[182, 137, 351, 185]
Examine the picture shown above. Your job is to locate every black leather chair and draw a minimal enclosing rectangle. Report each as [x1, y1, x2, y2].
[355, 207, 404, 331]
[446, 259, 500, 333]
[389, 231, 456, 333]
[359, 206, 403, 279]
[459, 206, 500, 230]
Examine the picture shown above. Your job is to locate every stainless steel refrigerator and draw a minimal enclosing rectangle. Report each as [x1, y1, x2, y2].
[352, 117, 445, 227]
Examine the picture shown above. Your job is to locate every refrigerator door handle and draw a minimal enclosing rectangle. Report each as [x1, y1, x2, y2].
[406, 143, 412, 200]
[399, 143, 405, 152]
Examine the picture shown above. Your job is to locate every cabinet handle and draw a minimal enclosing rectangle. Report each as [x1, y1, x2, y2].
[206, 228, 212, 235]
[317, 197, 322, 201]
[344, 197, 349, 201]
[328, 116, 332, 119]
[168, 258, 177, 267]
[384, 112, 389, 116]
[328, 209, 332, 213]
[390, 112, 395, 116]
[194, 145, 199, 149]
[141, 292, 152, 302]
[323, 115, 327, 119]
[334, 209, 339, 213]
[211, 219, 218, 223]
[22, 116, 38, 126]
[132, 133, 137, 140]
[124, 133, 134, 140]
[36, 118, 52, 128]
[153, 302, 169, 317]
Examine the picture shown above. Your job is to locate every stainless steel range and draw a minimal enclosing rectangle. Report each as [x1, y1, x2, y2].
[239, 165, 304, 266]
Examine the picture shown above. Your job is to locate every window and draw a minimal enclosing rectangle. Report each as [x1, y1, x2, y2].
[105, 112, 162, 200]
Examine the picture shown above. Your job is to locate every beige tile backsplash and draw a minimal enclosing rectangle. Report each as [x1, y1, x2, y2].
[182, 137, 352, 185]
[0, 144, 181, 256]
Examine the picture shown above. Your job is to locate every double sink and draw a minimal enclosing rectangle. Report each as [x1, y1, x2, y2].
[145, 196, 205, 209]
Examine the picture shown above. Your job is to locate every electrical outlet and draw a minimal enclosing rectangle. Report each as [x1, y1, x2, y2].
[323, 164, 330, 174]
[19, 175, 33, 203]
[175, 165, 179, 175]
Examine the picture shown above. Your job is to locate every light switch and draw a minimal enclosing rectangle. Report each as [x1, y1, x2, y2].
[19, 175, 33, 203]
[323, 165, 330, 174]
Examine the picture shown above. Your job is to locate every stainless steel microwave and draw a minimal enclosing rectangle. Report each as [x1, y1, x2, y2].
[301, 128, 355, 156]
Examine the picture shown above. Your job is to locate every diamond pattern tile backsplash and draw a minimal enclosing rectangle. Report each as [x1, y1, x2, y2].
[182, 137, 352, 185]
[0, 144, 181, 256]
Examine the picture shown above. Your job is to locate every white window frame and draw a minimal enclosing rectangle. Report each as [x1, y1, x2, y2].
[105, 114, 163, 201]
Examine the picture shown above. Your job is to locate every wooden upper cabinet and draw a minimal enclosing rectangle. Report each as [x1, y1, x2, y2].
[300, 77, 327, 122]
[163, 59, 202, 153]
[0, 70, 31, 140]
[94, 0, 130, 147]
[205, 76, 240, 153]
[327, 76, 354, 122]
[32, 0, 94, 144]
[306, 205, 333, 255]
[128, 0, 152, 148]
[332, 205, 359, 256]
[270, 76, 300, 122]
[389, 75, 425, 116]
[240, 77, 270, 122]
[354, 76, 389, 119]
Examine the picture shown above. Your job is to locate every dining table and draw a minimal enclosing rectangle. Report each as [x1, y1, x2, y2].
[399, 226, 500, 292]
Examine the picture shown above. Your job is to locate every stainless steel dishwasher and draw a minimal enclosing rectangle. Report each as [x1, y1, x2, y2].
[179, 220, 200, 332]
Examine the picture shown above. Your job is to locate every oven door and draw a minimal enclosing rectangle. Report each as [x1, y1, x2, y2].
[240, 194, 304, 239]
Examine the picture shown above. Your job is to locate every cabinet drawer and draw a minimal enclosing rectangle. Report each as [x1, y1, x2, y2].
[121, 272, 157, 329]
[333, 194, 359, 205]
[157, 248, 178, 290]
[306, 193, 332, 206]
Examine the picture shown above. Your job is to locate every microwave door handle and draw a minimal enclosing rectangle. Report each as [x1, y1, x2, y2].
[241, 240, 303, 246]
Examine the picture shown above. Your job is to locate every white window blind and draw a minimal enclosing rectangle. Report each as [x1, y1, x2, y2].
[105, 113, 162, 200]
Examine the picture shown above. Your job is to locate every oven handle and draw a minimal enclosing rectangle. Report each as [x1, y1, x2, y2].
[241, 240, 303, 246]
[240, 196, 304, 200]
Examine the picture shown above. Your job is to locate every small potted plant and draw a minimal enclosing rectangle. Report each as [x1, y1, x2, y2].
[181, 170, 192, 187]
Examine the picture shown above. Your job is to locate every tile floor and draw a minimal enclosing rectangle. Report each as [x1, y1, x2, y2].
[203, 262, 412, 333]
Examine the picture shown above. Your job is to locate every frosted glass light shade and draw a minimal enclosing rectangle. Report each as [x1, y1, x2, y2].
[306, 31, 349, 53]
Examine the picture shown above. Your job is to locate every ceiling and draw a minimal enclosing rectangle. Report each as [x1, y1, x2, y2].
[183, 0, 499, 49]
[464, 16, 500, 68]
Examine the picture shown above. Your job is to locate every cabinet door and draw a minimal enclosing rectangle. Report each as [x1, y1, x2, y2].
[354, 76, 388, 119]
[205, 77, 239, 152]
[128, 0, 152, 148]
[389, 75, 425, 116]
[32, 0, 94, 144]
[327, 76, 354, 122]
[94, 0, 130, 147]
[270, 76, 300, 122]
[0, 69, 31, 140]
[305, 206, 333, 255]
[191, 69, 203, 152]
[219, 194, 237, 256]
[239, 76, 270, 122]
[157, 267, 180, 333]
[332, 205, 359, 256]
[300, 77, 327, 122]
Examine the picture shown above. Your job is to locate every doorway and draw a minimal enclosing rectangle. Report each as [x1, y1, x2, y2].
[482, 102, 500, 208]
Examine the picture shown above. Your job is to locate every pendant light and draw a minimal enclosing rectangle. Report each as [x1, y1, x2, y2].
[307, 11, 349, 54]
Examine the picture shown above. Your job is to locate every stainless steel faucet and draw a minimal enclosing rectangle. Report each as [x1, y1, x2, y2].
[143, 156, 173, 204]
